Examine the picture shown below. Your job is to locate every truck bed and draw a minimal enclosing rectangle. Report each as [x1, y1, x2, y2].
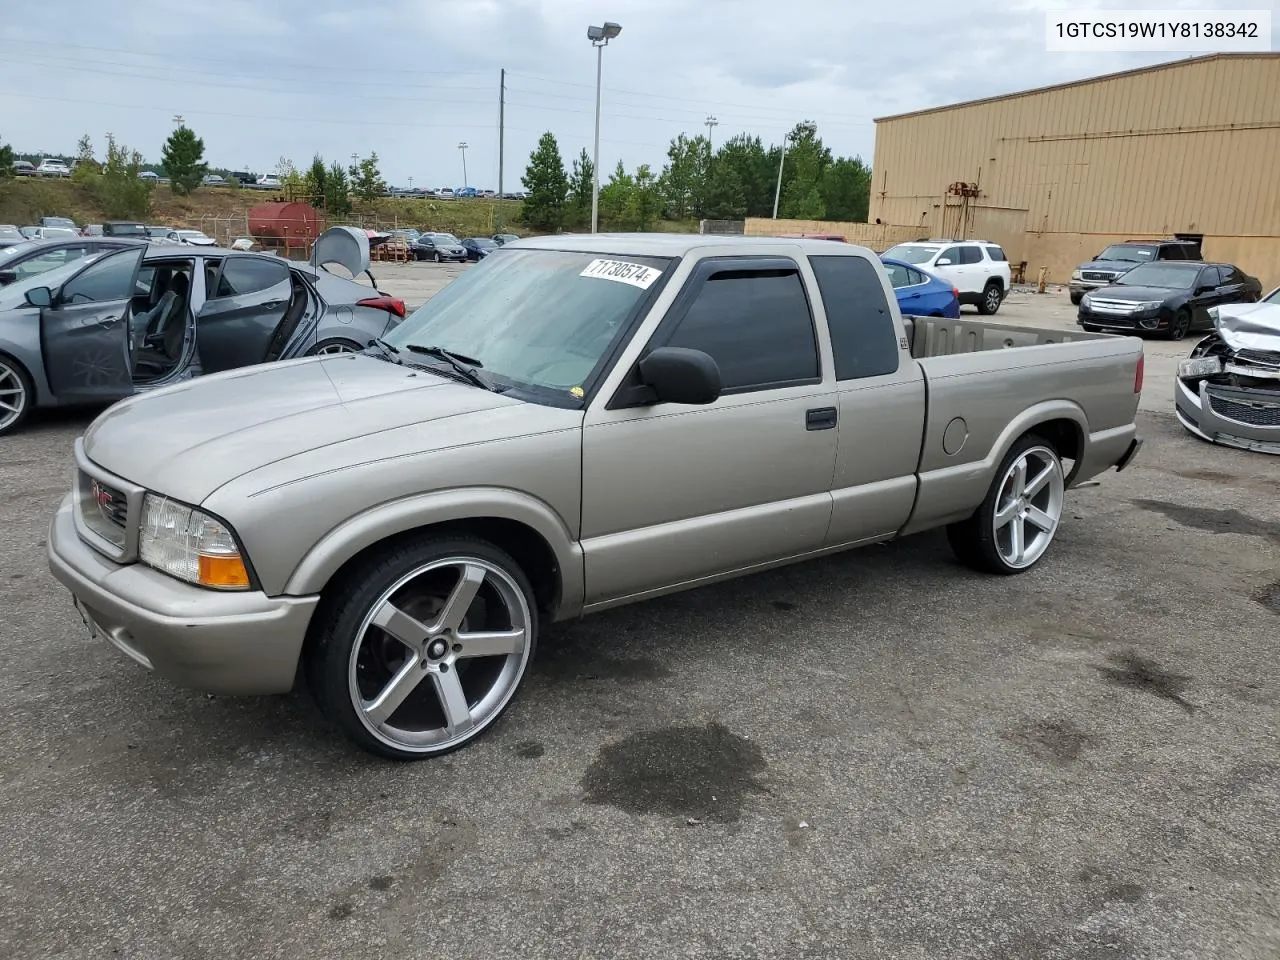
[901, 315, 1114, 358]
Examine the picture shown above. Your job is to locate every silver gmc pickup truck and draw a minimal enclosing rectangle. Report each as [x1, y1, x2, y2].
[48, 235, 1145, 760]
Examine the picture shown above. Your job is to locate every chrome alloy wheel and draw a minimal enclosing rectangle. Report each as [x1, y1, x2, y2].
[992, 444, 1064, 569]
[347, 557, 532, 755]
[315, 340, 359, 355]
[0, 358, 28, 433]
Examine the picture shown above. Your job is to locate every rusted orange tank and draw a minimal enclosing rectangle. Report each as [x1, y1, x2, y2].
[248, 201, 320, 243]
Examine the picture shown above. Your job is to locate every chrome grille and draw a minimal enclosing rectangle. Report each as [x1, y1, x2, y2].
[1083, 271, 1118, 282]
[76, 470, 130, 548]
[1234, 349, 1280, 370]
[1207, 390, 1280, 427]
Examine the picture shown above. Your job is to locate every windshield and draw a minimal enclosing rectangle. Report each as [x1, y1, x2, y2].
[1115, 263, 1198, 289]
[108, 224, 147, 237]
[1262, 286, 1280, 305]
[0, 230, 27, 245]
[177, 230, 207, 239]
[382, 248, 671, 398]
[883, 244, 938, 265]
[431, 233, 460, 244]
[1097, 244, 1156, 263]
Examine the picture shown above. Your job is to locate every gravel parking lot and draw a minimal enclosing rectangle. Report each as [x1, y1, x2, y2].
[2, 270, 1278, 959]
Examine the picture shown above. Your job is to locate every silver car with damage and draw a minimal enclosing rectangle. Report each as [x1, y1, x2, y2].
[47, 235, 1146, 760]
[1175, 286, 1280, 454]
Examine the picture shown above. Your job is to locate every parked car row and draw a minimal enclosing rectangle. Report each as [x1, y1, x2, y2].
[386, 186, 526, 201]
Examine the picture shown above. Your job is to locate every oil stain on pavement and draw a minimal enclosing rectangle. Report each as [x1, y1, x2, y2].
[1133, 500, 1280, 543]
[580, 722, 767, 824]
[1256, 581, 1280, 616]
[1097, 652, 1197, 714]
[1006, 717, 1094, 764]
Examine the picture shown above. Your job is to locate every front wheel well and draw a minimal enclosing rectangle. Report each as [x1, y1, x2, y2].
[313, 517, 563, 618]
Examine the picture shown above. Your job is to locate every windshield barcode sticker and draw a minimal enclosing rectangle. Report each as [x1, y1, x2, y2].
[580, 258, 662, 289]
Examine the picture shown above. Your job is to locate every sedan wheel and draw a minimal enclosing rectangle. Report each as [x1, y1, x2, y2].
[0, 356, 33, 437]
[1166, 308, 1192, 340]
[946, 435, 1064, 575]
[307, 537, 537, 760]
[433, 252, 442, 263]
[310, 338, 362, 356]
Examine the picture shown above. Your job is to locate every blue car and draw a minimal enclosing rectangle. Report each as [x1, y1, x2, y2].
[880, 256, 960, 318]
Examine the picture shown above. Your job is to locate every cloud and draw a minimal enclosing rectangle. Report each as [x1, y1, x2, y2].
[1, 0, 1273, 188]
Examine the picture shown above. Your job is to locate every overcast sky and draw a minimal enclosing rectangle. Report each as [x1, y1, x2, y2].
[2, 0, 1273, 189]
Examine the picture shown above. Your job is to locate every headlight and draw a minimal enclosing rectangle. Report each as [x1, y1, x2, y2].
[1071, 270, 1082, 280]
[139, 494, 251, 590]
[1178, 356, 1223, 379]
[1135, 301, 1164, 311]
[1080, 293, 1092, 307]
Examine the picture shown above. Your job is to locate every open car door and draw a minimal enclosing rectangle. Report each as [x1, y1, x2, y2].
[40, 246, 144, 403]
[196, 254, 295, 373]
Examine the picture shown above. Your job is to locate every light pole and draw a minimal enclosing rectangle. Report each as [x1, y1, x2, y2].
[704, 115, 718, 149]
[772, 121, 816, 219]
[457, 141, 469, 188]
[587, 21, 622, 233]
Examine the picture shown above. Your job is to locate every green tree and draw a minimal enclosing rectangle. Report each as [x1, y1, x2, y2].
[324, 161, 352, 217]
[521, 132, 569, 231]
[566, 148, 594, 229]
[658, 133, 710, 220]
[70, 134, 100, 181]
[350, 152, 386, 203]
[160, 124, 209, 195]
[0, 135, 14, 179]
[820, 155, 871, 222]
[778, 122, 830, 219]
[700, 159, 748, 220]
[304, 153, 327, 205]
[624, 164, 663, 230]
[598, 160, 633, 227]
[715, 134, 776, 217]
[88, 133, 151, 218]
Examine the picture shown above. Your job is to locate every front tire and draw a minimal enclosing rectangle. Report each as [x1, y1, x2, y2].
[433, 251, 442, 263]
[305, 536, 538, 760]
[1165, 308, 1191, 340]
[946, 434, 1065, 575]
[0, 354, 34, 437]
[977, 281, 1003, 315]
[1069, 293, 1083, 306]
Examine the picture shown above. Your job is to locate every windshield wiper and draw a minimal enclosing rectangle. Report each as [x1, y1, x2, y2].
[403, 344, 497, 391]
[365, 337, 402, 364]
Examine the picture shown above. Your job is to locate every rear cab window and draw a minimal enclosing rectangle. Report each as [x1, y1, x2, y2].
[809, 255, 900, 381]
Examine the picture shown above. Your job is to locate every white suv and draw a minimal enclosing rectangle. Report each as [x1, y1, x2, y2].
[882, 239, 1012, 315]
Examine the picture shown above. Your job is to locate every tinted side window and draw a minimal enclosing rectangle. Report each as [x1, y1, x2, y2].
[959, 246, 983, 265]
[60, 251, 138, 303]
[985, 245, 1007, 262]
[215, 257, 289, 297]
[810, 255, 900, 381]
[938, 246, 962, 265]
[1222, 266, 1243, 284]
[883, 262, 911, 288]
[1159, 245, 1184, 260]
[908, 267, 929, 286]
[664, 269, 818, 391]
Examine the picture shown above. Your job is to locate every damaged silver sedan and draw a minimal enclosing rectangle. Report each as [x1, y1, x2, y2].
[1175, 287, 1280, 455]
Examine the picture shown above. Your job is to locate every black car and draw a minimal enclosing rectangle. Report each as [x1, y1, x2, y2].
[0, 236, 147, 287]
[492, 233, 520, 245]
[461, 237, 497, 261]
[410, 233, 468, 262]
[1077, 261, 1262, 340]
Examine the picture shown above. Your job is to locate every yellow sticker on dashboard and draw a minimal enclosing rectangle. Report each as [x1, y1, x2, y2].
[570, 386, 585, 399]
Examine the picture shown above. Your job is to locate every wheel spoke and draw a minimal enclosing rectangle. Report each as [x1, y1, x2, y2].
[995, 499, 1019, 528]
[365, 655, 427, 725]
[431, 668, 473, 733]
[432, 564, 485, 633]
[1008, 517, 1025, 563]
[1010, 458, 1028, 498]
[1025, 505, 1055, 532]
[456, 628, 524, 659]
[0, 398, 17, 414]
[370, 601, 431, 651]
[1025, 462, 1055, 498]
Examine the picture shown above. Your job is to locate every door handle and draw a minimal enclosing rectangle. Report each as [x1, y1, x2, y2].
[261, 300, 284, 309]
[805, 407, 837, 431]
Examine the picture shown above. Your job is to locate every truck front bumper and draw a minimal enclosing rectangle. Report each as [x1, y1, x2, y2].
[47, 493, 319, 695]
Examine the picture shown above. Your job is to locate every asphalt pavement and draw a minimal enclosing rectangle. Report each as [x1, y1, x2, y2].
[1, 277, 1277, 959]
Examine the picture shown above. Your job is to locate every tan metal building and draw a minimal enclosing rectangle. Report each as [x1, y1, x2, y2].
[868, 53, 1280, 287]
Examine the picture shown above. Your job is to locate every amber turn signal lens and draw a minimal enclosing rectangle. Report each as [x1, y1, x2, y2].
[198, 553, 251, 589]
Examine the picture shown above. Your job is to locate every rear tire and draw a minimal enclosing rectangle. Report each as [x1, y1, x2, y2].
[305, 535, 538, 761]
[977, 282, 1003, 315]
[0, 354, 34, 438]
[946, 433, 1065, 575]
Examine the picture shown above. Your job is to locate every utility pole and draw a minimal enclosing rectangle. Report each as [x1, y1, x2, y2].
[704, 115, 718, 149]
[458, 142, 469, 187]
[498, 68, 505, 197]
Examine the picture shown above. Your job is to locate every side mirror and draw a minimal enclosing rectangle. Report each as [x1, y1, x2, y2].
[0, 269, 16, 286]
[24, 286, 53, 307]
[637, 346, 721, 405]
[935, 257, 952, 266]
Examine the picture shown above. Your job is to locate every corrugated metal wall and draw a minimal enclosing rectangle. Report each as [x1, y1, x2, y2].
[869, 54, 1280, 238]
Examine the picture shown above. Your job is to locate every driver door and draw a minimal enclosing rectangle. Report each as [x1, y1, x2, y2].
[40, 246, 144, 402]
[195, 255, 293, 372]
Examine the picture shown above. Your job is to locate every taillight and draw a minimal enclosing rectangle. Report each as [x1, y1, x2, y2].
[951, 286, 960, 298]
[1134, 353, 1144, 394]
[357, 295, 406, 318]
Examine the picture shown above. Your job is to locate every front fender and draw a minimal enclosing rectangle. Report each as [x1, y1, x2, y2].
[282, 485, 584, 613]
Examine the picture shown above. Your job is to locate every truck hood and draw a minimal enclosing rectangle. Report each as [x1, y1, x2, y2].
[82, 354, 521, 504]
[1214, 300, 1280, 353]
[1080, 259, 1144, 273]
